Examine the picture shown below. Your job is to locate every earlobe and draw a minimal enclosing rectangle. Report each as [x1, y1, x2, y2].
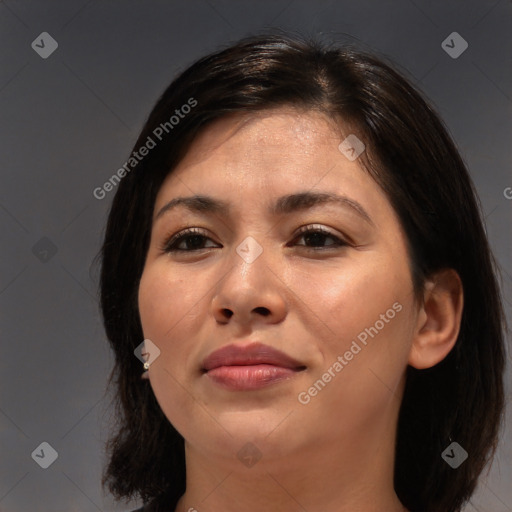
[408, 269, 464, 370]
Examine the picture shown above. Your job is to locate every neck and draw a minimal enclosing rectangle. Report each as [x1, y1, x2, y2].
[174, 414, 408, 512]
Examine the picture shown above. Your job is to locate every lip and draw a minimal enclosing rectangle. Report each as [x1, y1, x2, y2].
[202, 342, 306, 390]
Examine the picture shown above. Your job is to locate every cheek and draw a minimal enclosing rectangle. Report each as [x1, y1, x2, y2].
[298, 270, 414, 439]
[138, 267, 205, 434]
[138, 265, 195, 340]
[300, 254, 407, 340]
[302, 252, 414, 388]
[138, 262, 218, 384]
[138, 269, 167, 339]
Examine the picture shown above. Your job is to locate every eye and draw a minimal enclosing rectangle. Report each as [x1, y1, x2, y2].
[161, 225, 348, 254]
[161, 228, 217, 253]
[290, 225, 348, 250]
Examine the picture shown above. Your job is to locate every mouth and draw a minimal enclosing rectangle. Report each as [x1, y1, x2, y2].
[201, 342, 307, 391]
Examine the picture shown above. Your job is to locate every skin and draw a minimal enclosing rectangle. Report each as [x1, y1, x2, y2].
[137, 108, 463, 512]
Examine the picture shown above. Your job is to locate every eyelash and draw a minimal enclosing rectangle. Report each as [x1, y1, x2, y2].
[160, 225, 349, 254]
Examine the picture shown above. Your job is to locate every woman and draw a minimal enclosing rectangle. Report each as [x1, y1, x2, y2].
[97, 33, 506, 512]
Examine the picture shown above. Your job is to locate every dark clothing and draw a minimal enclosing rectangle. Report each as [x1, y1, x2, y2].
[130, 492, 180, 512]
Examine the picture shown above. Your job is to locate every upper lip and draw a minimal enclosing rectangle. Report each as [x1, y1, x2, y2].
[202, 342, 306, 372]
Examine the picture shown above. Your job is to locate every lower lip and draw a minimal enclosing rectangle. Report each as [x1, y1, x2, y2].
[205, 364, 300, 390]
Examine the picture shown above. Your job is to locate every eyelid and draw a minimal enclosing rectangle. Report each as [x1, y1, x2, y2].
[292, 224, 351, 245]
[160, 224, 351, 254]
[159, 227, 211, 252]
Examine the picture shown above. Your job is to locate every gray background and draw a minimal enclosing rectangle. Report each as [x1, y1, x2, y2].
[0, 1, 511, 511]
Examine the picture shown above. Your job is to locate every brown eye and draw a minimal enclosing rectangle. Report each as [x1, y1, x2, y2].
[161, 225, 348, 255]
[161, 228, 218, 253]
[292, 226, 348, 250]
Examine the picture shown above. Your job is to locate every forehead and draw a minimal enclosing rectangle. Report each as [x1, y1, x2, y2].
[178, 108, 346, 166]
[155, 108, 373, 199]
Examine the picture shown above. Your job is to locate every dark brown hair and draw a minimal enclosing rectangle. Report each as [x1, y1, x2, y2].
[97, 32, 506, 512]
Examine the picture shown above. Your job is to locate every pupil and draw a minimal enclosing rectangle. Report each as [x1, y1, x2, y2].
[188, 235, 204, 249]
[306, 233, 325, 246]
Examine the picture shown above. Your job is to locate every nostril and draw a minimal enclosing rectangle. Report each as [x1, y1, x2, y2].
[254, 307, 270, 316]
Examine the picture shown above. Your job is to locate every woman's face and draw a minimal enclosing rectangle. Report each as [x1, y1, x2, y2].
[138, 108, 420, 470]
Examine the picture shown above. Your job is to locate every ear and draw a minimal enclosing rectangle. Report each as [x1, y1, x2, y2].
[408, 268, 464, 370]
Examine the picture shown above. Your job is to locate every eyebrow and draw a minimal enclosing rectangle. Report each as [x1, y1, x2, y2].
[154, 191, 374, 226]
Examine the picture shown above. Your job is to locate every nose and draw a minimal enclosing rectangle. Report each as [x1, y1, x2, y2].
[211, 240, 288, 327]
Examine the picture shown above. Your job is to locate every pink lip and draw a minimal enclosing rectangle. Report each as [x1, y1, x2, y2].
[202, 342, 306, 390]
